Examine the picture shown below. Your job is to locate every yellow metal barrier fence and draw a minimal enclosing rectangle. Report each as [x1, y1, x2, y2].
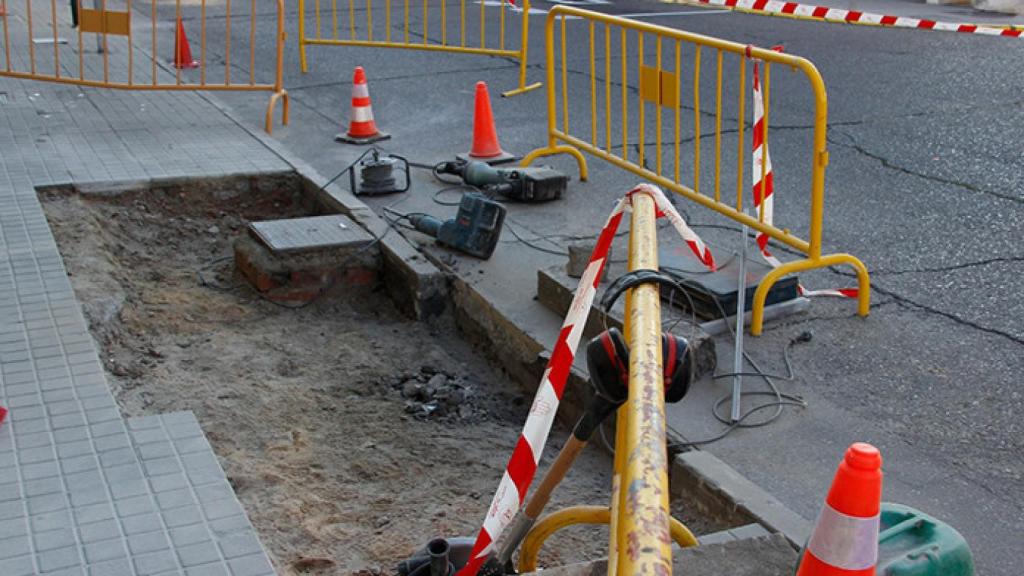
[297, 0, 540, 96]
[0, 0, 288, 133]
[522, 6, 870, 334]
[514, 187, 697, 576]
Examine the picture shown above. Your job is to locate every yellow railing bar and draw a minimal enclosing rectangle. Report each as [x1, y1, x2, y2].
[479, 0, 485, 47]
[332, 0, 338, 39]
[617, 188, 672, 575]
[499, 0, 505, 51]
[3, 0, 10, 72]
[351, 0, 356, 40]
[560, 15, 568, 135]
[403, 0, 408, 43]
[637, 31, 644, 170]
[673, 38, 680, 183]
[201, 0, 207, 85]
[655, 35, 662, 177]
[518, 506, 698, 574]
[735, 56, 745, 211]
[620, 27, 627, 163]
[693, 45, 701, 195]
[460, 0, 465, 46]
[604, 24, 611, 153]
[224, 0, 231, 84]
[26, 0, 35, 75]
[367, 0, 373, 41]
[714, 48, 723, 203]
[251, 0, 256, 85]
[441, 0, 447, 45]
[50, 0, 58, 78]
[589, 21, 596, 147]
[386, 0, 391, 42]
[423, 0, 428, 45]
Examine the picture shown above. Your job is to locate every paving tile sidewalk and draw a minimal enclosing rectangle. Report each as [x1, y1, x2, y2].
[0, 4, 292, 573]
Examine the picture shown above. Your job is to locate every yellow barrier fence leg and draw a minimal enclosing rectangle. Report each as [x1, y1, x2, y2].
[501, 0, 542, 97]
[750, 254, 872, 336]
[521, 146, 588, 181]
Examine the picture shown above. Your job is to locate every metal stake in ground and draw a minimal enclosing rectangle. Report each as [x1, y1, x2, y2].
[731, 218, 748, 423]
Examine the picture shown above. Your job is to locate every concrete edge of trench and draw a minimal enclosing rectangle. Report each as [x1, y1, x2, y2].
[206, 99, 813, 553]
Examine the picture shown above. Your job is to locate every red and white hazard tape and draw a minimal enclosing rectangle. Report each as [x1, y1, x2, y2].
[456, 184, 713, 576]
[751, 58, 857, 299]
[687, 0, 1024, 37]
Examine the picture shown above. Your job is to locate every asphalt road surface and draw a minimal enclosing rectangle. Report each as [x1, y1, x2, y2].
[169, 0, 1024, 572]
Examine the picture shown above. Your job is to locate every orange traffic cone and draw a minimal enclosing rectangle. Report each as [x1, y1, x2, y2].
[796, 443, 883, 576]
[336, 66, 390, 145]
[174, 17, 199, 69]
[457, 81, 517, 165]
[0, 404, 7, 427]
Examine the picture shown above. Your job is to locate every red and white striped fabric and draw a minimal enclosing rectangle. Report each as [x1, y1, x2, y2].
[692, 0, 1024, 37]
[751, 59, 857, 299]
[456, 184, 713, 576]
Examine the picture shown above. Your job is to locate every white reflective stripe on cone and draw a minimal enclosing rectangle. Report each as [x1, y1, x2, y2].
[807, 504, 879, 571]
[350, 106, 374, 123]
[352, 83, 369, 98]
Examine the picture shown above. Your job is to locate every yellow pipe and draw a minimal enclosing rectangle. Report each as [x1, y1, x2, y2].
[518, 506, 698, 574]
[617, 188, 672, 576]
[713, 48, 722, 203]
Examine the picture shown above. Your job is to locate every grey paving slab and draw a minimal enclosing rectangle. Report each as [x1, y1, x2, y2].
[0, 1, 286, 574]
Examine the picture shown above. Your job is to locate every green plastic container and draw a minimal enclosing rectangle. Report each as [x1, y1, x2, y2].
[877, 502, 974, 576]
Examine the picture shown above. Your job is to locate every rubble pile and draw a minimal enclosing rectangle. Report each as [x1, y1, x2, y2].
[390, 366, 481, 421]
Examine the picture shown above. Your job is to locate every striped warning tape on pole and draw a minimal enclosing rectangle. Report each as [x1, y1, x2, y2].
[680, 0, 1024, 37]
[456, 184, 713, 576]
[751, 56, 857, 299]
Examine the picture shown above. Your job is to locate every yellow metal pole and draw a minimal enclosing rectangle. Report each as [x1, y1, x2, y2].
[299, 0, 309, 72]
[616, 187, 672, 576]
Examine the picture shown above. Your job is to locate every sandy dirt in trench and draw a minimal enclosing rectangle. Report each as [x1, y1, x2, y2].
[39, 184, 715, 575]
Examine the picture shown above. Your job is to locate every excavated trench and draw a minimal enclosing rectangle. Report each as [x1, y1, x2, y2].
[39, 175, 723, 575]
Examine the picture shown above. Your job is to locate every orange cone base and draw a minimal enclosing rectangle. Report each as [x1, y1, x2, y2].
[456, 149, 519, 165]
[335, 131, 391, 145]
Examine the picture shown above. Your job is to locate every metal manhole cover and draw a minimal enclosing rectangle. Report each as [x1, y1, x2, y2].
[249, 214, 373, 254]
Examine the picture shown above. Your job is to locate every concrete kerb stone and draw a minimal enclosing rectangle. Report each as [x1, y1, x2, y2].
[672, 450, 811, 548]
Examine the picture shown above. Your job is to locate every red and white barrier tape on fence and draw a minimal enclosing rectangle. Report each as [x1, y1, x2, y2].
[751, 58, 857, 299]
[687, 0, 1024, 37]
[456, 184, 713, 576]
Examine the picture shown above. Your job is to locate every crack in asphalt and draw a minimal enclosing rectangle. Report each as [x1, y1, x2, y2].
[869, 255, 1024, 277]
[828, 127, 1024, 206]
[826, 267, 1024, 347]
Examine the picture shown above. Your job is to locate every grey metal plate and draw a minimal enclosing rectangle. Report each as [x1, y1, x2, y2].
[249, 214, 373, 253]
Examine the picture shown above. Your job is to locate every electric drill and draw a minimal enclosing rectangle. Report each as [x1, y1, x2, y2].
[436, 160, 568, 202]
[407, 193, 507, 259]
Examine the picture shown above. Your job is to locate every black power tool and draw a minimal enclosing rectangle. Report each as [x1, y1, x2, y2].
[407, 192, 506, 259]
[436, 160, 567, 202]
